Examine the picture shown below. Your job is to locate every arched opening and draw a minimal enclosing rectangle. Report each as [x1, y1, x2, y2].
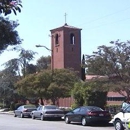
[55, 33, 59, 45]
[70, 33, 75, 45]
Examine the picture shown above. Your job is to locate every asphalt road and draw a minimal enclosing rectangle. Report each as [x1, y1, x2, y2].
[0, 114, 115, 130]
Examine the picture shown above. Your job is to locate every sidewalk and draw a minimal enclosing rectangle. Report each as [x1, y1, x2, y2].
[0, 109, 14, 115]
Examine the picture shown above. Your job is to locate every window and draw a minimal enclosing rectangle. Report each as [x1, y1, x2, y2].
[37, 106, 42, 111]
[80, 107, 86, 112]
[18, 106, 22, 110]
[107, 97, 125, 101]
[55, 33, 59, 45]
[70, 33, 75, 44]
[125, 106, 130, 113]
[73, 108, 80, 113]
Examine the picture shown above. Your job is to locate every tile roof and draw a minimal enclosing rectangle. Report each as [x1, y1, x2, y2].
[85, 75, 126, 98]
[50, 23, 82, 31]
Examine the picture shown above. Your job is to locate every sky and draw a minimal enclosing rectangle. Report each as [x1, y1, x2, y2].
[1, 0, 130, 70]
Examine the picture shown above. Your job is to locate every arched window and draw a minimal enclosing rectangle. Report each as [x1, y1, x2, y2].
[55, 33, 59, 45]
[70, 33, 75, 44]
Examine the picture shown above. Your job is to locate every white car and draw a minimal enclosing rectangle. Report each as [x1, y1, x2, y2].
[113, 105, 130, 130]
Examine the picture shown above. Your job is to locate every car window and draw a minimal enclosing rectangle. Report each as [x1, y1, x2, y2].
[37, 106, 42, 110]
[44, 106, 58, 109]
[125, 106, 130, 113]
[18, 106, 22, 110]
[73, 108, 80, 113]
[88, 107, 103, 111]
[24, 105, 36, 109]
[80, 107, 87, 112]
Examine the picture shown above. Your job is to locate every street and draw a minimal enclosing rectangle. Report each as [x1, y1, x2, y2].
[0, 114, 115, 130]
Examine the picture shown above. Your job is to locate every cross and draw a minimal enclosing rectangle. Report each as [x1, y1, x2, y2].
[64, 13, 67, 24]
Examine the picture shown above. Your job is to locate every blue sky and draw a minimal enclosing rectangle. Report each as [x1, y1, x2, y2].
[1, 0, 130, 70]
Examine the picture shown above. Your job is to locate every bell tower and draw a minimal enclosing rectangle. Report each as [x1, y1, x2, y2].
[50, 23, 82, 76]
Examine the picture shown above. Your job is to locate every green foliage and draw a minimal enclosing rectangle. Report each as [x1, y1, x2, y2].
[105, 104, 121, 115]
[71, 103, 79, 109]
[85, 40, 130, 98]
[81, 54, 86, 81]
[15, 73, 37, 98]
[72, 81, 108, 108]
[0, 69, 17, 103]
[25, 64, 37, 75]
[14, 102, 24, 109]
[0, 16, 21, 54]
[52, 69, 79, 96]
[3, 48, 37, 77]
[34, 70, 52, 98]
[36, 56, 51, 71]
[72, 82, 86, 106]
[15, 69, 79, 105]
[19, 49, 37, 77]
[87, 91, 107, 109]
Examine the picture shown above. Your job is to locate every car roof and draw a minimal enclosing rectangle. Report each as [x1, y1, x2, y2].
[80, 106, 100, 108]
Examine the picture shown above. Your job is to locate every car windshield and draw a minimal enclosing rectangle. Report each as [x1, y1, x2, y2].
[24, 105, 36, 108]
[87, 106, 103, 111]
[44, 105, 58, 109]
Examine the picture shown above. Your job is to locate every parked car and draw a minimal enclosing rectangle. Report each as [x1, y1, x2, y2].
[112, 105, 130, 130]
[14, 104, 37, 118]
[64, 106, 111, 126]
[31, 105, 65, 120]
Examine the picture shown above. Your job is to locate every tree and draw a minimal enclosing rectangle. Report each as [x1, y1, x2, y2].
[0, 68, 19, 107]
[71, 82, 85, 107]
[15, 73, 37, 97]
[47, 69, 79, 104]
[85, 40, 130, 99]
[25, 64, 37, 75]
[0, 16, 22, 54]
[72, 80, 108, 109]
[81, 54, 86, 81]
[2, 58, 21, 76]
[36, 56, 51, 72]
[0, 0, 22, 16]
[15, 69, 79, 105]
[3, 48, 37, 77]
[19, 49, 37, 77]
[34, 70, 52, 105]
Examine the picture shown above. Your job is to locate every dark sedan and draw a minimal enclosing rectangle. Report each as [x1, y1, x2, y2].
[31, 105, 65, 120]
[14, 105, 37, 118]
[64, 106, 112, 126]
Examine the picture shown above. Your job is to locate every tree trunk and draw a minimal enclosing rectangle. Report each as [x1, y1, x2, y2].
[39, 97, 44, 105]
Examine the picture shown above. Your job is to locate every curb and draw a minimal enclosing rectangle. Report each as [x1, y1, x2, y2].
[0, 111, 14, 115]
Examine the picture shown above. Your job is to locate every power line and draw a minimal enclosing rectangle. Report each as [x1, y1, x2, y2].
[83, 17, 130, 31]
[77, 6, 130, 27]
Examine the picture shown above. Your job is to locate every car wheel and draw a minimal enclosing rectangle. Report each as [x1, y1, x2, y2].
[65, 116, 71, 124]
[114, 119, 124, 130]
[81, 117, 87, 126]
[20, 113, 24, 118]
[40, 114, 44, 121]
[32, 114, 35, 119]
